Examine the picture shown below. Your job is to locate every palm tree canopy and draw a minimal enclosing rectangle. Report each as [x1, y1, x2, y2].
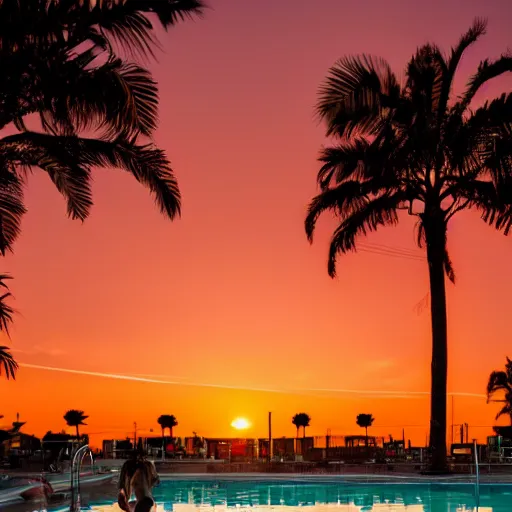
[305, 18, 512, 279]
[487, 357, 512, 421]
[0, 0, 205, 59]
[356, 413, 375, 429]
[63, 409, 88, 427]
[0, 345, 17, 380]
[0, 0, 205, 254]
[292, 412, 311, 429]
[157, 414, 178, 430]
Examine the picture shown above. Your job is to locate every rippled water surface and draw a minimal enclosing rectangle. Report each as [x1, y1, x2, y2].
[66, 480, 512, 512]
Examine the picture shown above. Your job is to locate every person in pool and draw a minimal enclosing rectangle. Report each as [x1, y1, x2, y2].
[118, 450, 160, 512]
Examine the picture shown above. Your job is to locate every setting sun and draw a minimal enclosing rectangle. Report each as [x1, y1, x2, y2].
[231, 417, 250, 430]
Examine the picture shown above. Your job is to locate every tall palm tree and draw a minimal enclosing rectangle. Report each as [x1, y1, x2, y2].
[0, 0, 205, 255]
[63, 409, 88, 439]
[356, 413, 375, 447]
[487, 357, 512, 424]
[291, 412, 311, 438]
[305, 19, 512, 472]
[157, 414, 178, 438]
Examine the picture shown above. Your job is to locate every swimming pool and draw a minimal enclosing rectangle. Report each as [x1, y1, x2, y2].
[65, 478, 511, 512]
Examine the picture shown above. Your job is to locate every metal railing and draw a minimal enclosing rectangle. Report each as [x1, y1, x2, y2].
[474, 439, 480, 510]
[70, 444, 94, 512]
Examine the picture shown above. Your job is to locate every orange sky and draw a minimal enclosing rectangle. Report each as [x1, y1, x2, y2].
[1, 0, 512, 450]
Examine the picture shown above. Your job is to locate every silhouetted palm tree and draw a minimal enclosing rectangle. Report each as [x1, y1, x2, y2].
[0, 0, 205, 254]
[306, 19, 512, 471]
[63, 410, 88, 439]
[157, 414, 178, 438]
[292, 413, 311, 438]
[356, 414, 374, 447]
[487, 357, 512, 424]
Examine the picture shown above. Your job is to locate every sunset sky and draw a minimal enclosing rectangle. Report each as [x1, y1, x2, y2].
[2, 0, 512, 449]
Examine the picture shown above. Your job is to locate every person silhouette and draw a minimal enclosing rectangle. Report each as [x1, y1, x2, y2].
[118, 450, 160, 512]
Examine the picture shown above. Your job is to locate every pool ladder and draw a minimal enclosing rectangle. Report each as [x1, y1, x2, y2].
[70, 444, 94, 512]
[473, 439, 480, 510]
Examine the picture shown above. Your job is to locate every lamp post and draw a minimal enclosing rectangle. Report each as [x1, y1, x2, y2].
[268, 412, 272, 464]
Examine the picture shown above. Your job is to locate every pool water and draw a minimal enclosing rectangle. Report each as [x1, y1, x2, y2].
[77, 479, 511, 512]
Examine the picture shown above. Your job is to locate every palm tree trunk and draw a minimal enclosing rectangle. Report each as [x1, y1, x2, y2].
[303, 426, 306, 439]
[425, 220, 448, 473]
[161, 427, 165, 461]
[76, 425, 80, 439]
[365, 426, 368, 448]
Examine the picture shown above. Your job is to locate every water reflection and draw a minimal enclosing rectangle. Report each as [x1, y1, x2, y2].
[85, 481, 500, 512]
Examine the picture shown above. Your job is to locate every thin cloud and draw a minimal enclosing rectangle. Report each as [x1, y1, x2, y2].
[18, 363, 487, 399]
[11, 346, 67, 357]
[294, 387, 486, 398]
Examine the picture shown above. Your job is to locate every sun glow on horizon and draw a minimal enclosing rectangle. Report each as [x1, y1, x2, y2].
[231, 417, 251, 430]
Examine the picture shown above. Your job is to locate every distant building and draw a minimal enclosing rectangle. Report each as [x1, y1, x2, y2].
[102, 439, 134, 459]
[0, 432, 41, 458]
[205, 438, 257, 461]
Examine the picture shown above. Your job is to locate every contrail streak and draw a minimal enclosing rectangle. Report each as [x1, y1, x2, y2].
[18, 363, 486, 398]
[295, 387, 486, 398]
[19, 363, 285, 394]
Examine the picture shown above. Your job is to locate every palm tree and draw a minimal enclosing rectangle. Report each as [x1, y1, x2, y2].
[356, 414, 374, 447]
[291, 412, 311, 438]
[487, 357, 512, 424]
[0, 0, 205, 255]
[157, 414, 177, 460]
[63, 409, 88, 439]
[305, 19, 512, 472]
[157, 414, 178, 438]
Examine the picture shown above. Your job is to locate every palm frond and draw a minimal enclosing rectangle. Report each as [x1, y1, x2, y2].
[459, 54, 512, 111]
[487, 370, 511, 398]
[74, 0, 205, 60]
[317, 130, 409, 191]
[443, 249, 456, 284]
[496, 403, 512, 421]
[0, 346, 18, 380]
[439, 18, 487, 115]
[326, 192, 404, 277]
[74, 137, 181, 219]
[0, 165, 25, 255]
[0, 132, 92, 221]
[405, 44, 447, 120]
[39, 55, 159, 138]
[1, 132, 181, 221]
[316, 54, 399, 137]
[444, 176, 512, 237]
[125, 0, 206, 27]
[0, 275, 15, 337]
[0, 0, 205, 60]
[317, 140, 370, 189]
[305, 180, 380, 242]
